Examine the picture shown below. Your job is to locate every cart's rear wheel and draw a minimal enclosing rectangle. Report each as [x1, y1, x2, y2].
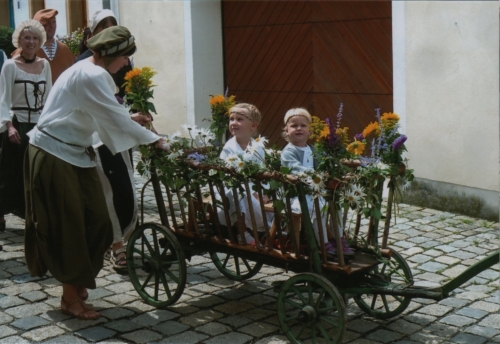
[127, 223, 186, 308]
[353, 248, 413, 319]
[278, 273, 346, 344]
[210, 252, 263, 281]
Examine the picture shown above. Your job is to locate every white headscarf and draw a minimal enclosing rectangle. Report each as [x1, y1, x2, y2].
[89, 9, 116, 34]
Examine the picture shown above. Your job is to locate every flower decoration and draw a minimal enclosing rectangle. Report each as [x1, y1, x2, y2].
[362, 122, 380, 138]
[57, 28, 83, 55]
[207, 92, 236, 145]
[346, 140, 366, 155]
[123, 67, 158, 122]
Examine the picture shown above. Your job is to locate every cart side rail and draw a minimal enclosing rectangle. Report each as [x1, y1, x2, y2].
[146, 162, 357, 273]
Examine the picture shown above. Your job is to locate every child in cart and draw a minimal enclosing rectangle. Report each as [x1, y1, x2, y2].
[281, 108, 354, 256]
[217, 103, 273, 244]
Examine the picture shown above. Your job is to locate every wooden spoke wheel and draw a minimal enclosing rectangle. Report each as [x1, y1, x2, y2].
[210, 252, 263, 281]
[353, 248, 413, 319]
[278, 273, 346, 344]
[127, 223, 186, 308]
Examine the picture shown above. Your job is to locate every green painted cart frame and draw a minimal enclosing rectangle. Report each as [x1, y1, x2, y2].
[127, 163, 499, 344]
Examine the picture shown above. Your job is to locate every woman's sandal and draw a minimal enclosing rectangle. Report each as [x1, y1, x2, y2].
[61, 297, 100, 320]
[111, 247, 128, 272]
[78, 287, 88, 301]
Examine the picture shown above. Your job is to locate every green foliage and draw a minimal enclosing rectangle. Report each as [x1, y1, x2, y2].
[0, 26, 16, 57]
[123, 67, 157, 116]
[58, 28, 83, 56]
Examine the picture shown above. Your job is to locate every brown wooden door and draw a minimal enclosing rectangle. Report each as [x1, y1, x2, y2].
[222, 1, 392, 147]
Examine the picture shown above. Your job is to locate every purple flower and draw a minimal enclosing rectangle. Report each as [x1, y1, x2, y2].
[354, 133, 364, 141]
[336, 103, 344, 128]
[392, 135, 407, 150]
[187, 152, 206, 162]
[115, 95, 124, 105]
[325, 118, 339, 147]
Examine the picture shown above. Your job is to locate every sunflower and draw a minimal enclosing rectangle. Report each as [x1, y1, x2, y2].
[362, 122, 380, 138]
[209, 94, 226, 106]
[381, 112, 400, 130]
[380, 112, 400, 122]
[124, 68, 141, 81]
[346, 140, 366, 155]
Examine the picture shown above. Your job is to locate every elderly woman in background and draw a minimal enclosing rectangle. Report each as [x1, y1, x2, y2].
[0, 20, 51, 231]
[25, 26, 168, 320]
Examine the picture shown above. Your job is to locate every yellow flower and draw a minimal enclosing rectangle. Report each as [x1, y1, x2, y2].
[124, 68, 141, 81]
[362, 122, 380, 138]
[381, 112, 399, 122]
[335, 127, 349, 147]
[209, 94, 226, 106]
[319, 126, 329, 140]
[381, 112, 400, 130]
[309, 116, 328, 142]
[346, 140, 366, 155]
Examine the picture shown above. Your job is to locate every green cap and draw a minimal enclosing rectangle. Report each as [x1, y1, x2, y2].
[87, 25, 136, 58]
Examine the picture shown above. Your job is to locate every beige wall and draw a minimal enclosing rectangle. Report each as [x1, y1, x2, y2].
[118, 0, 224, 135]
[394, 1, 499, 194]
[118, 1, 188, 135]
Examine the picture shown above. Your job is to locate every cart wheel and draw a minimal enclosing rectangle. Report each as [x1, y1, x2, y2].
[353, 248, 413, 319]
[210, 252, 263, 281]
[278, 273, 346, 344]
[127, 223, 186, 308]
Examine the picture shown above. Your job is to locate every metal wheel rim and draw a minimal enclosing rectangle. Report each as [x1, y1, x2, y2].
[353, 248, 413, 319]
[210, 252, 263, 281]
[277, 273, 347, 344]
[127, 223, 187, 308]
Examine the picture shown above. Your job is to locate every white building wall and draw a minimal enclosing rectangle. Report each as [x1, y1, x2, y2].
[118, 0, 224, 135]
[392, 1, 499, 215]
[44, 0, 68, 37]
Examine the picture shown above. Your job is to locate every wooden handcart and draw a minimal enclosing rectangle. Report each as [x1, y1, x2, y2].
[126, 157, 499, 344]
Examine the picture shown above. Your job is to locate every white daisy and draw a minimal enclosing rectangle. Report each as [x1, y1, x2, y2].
[235, 159, 246, 172]
[170, 131, 182, 140]
[252, 135, 268, 148]
[350, 183, 366, 198]
[245, 146, 257, 155]
[225, 154, 240, 168]
[264, 148, 281, 156]
[308, 173, 325, 192]
[168, 149, 183, 160]
[141, 159, 152, 179]
[181, 124, 197, 133]
[344, 190, 360, 206]
[401, 180, 412, 191]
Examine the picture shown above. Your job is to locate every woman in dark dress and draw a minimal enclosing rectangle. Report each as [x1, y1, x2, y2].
[76, 10, 148, 271]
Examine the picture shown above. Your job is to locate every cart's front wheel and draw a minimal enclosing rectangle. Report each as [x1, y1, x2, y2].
[210, 252, 263, 281]
[353, 248, 413, 319]
[278, 273, 346, 344]
[127, 223, 186, 308]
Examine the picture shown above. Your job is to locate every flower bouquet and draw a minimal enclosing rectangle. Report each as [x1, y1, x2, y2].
[207, 93, 236, 146]
[123, 67, 157, 130]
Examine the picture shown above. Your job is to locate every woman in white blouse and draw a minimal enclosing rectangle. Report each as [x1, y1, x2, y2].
[0, 20, 51, 231]
[26, 26, 168, 320]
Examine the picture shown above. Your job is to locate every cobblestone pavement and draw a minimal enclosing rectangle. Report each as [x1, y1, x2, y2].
[0, 156, 499, 344]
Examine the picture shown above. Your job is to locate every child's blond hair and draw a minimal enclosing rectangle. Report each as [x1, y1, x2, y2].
[282, 108, 312, 141]
[229, 103, 262, 124]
